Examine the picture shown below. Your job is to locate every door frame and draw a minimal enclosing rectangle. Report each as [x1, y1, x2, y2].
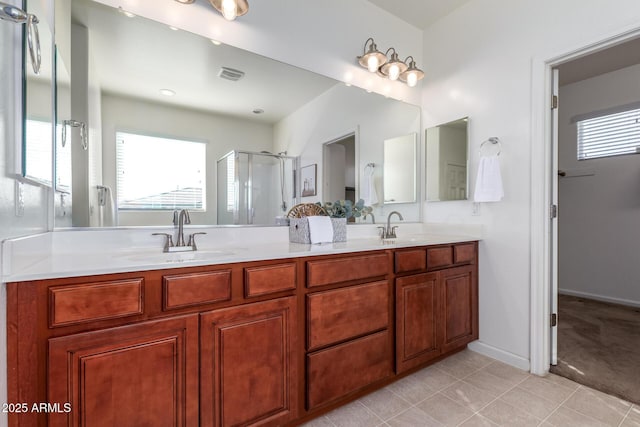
[529, 26, 640, 375]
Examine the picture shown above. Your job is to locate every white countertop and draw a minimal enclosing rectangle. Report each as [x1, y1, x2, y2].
[1, 223, 482, 282]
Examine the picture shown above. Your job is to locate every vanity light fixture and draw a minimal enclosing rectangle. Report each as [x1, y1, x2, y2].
[358, 38, 387, 73]
[209, 0, 249, 21]
[357, 39, 425, 87]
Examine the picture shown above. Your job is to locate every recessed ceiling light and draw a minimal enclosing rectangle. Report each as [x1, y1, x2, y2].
[252, 108, 264, 114]
[159, 89, 176, 97]
[118, 7, 135, 18]
[169, 26, 179, 31]
[210, 39, 222, 46]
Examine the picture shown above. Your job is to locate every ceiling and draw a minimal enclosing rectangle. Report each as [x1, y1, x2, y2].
[366, 0, 473, 29]
[70, 0, 338, 124]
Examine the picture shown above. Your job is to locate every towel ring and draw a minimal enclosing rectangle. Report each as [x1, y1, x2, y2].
[480, 137, 501, 156]
[364, 163, 375, 174]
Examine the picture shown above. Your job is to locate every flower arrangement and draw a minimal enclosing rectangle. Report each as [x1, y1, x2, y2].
[317, 199, 372, 219]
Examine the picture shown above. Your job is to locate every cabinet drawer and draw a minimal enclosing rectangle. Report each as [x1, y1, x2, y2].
[244, 262, 297, 298]
[307, 281, 389, 351]
[163, 270, 231, 310]
[306, 253, 388, 288]
[395, 248, 426, 273]
[49, 278, 144, 327]
[454, 243, 476, 264]
[307, 330, 392, 409]
[426, 246, 453, 270]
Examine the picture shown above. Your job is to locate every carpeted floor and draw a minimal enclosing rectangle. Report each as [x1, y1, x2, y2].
[550, 294, 640, 404]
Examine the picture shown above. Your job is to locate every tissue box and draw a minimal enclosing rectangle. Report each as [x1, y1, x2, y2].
[289, 217, 347, 243]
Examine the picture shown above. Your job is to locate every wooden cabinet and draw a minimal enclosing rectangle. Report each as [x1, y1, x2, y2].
[200, 297, 298, 427]
[395, 273, 440, 372]
[48, 315, 199, 427]
[396, 243, 478, 374]
[7, 242, 478, 427]
[441, 265, 477, 353]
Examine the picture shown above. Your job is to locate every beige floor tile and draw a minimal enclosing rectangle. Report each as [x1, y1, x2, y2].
[434, 350, 492, 379]
[386, 406, 444, 427]
[359, 388, 412, 422]
[563, 386, 631, 426]
[463, 370, 519, 397]
[545, 373, 580, 391]
[621, 405, 640, 426]
[325, 400, 384, 427]
[517, 375, 576, 402]
[416, 392, 475, 426]
[480, 399, 541, 426]
[481, 361, 530, 385]
[499, 386, 559, 419]
[412, 366, 459, 392]
[545, 406, 609, 427]
[441, 380, 497, 412]
[301, 415, 336, 427]
[458, 414, 498, 426]
[386, 374, 437, 405]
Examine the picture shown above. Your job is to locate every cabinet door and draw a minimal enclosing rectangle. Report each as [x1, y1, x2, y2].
[440, 265, 478, 353]
[395, 273, 441, 373]
[48, 315, 199, 427]
[200, 297, 297, 427]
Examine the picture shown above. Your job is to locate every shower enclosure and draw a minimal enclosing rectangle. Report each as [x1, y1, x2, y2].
[217, 150, 298, 225]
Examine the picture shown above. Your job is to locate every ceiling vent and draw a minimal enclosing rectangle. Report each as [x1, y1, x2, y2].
[218, 67, 245, 81]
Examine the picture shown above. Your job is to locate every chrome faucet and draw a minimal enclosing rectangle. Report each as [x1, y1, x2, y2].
[363, 212, 375, 224]
[152, 209, 206, 252]
[379, 210, 403, 239]
[175, 209, 191, 247]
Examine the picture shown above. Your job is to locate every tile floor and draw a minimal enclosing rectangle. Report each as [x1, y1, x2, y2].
[303, 349, 640, 427]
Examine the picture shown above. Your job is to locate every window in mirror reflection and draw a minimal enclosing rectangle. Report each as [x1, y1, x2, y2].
[24, 119, 53, 185]
[116, 132, 206, 210]
[425, 118, 469, 201]
[55, 124, 72, 192]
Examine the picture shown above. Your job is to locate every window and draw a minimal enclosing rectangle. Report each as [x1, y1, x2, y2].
[116, 132, 206, 210]
[577, 107, 640, 160]
[24, 119, 53, 185]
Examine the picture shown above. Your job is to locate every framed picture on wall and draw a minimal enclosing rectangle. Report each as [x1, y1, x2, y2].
[301, 164, 317, 197]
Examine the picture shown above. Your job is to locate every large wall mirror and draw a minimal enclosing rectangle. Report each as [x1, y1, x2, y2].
[425, 117, 469, 201]
[53, 0, 421, 228]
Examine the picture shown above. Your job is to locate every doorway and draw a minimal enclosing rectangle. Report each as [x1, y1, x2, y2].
[323, 133, 356, 211]
[548, 36, 640, 404]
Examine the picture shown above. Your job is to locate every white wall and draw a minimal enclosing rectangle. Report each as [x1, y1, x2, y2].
[558, 64, 640, 307]
[421, 0, 640, 368]
[100, 94, 273, 226]
[274, 83, 422, 221]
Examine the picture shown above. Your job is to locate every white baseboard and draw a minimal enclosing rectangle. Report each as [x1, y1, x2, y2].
[467, 341, 531, 372]
[559, 289, 640, 308]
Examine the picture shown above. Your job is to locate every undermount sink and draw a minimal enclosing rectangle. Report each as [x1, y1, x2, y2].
[114, 249, 236, 264]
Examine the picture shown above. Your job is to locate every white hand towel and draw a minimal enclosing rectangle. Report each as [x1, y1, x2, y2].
[362, 168, 379, 206]
[307, 216, 334, 244]
[473, 155, 504, 202]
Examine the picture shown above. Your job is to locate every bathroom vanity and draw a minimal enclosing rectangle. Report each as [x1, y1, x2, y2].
[5, 236, 477, 427]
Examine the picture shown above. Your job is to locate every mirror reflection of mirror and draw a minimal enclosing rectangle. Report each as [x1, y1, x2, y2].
[53, 0, 422, 228]
[23, 0, 53, 186]
[425, 117, 469, 202]
[383, 133, 417, 204]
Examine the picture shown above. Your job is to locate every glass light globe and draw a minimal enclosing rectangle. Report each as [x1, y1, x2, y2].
[388, 64, 400, 81]
[367, 56, 379, 73]
[221, 0, 238, 20]
[407, 71, 418, 87]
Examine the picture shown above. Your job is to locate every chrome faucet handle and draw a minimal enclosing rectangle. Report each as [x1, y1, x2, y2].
[377, 226, 386, 239]
[172, 210, 179, 226]
[152, 233, 174, 252]
[389, 226, 398, 239]
[187, 232, 206, 250]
